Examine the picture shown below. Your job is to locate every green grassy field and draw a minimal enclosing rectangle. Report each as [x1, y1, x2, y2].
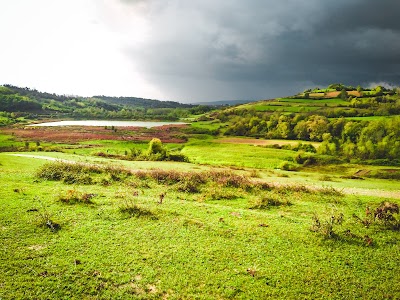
[0, 119, 399, 300]
[181, 139, 295, 169]
[238, 98, 350, 113]
[277, 98, 350, 106]
[0, 152, 399, 299]
[251, 104, 320, 113]
[340, 115, 400, 121]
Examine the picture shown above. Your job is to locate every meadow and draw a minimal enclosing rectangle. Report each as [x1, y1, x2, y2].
[1, 82, 399, 298]
[0, 125, 399, 299]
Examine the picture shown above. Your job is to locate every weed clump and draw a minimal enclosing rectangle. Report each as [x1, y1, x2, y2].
[311, 212, 344, 239]
[176, 175, 202, 193]
[209, 170, 252, 189]
[249, 169, 261, 178]
[318, 186, 344, 197]
[250, 192, 292, 209]
[353, 201, 399, 230]
[318, 175, 334, 181]
[32, 197, 61, 232]
[62, 173, 93, 185]
[205, 185, 241, 200]
[278, 161, 299, 171]
[58, 190, 96, 204]
[119, 200, 157, 219]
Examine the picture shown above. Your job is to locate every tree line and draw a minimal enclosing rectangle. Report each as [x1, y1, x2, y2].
[219, 111, 400, 160]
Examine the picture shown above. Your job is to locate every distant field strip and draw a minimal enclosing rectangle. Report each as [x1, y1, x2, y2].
[253, 104, 320, 112]
[216, 138, 321, 148]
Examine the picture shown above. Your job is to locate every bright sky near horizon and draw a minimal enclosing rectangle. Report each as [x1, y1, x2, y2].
[0, 0, 399, 102]
[0, 0, 164, 99]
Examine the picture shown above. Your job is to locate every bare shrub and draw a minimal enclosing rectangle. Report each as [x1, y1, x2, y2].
[353, 201, 399, 230]
[205, 186, 241, 200]
[311, 212, 344, 239]
[58, 189, 95, 204]
[209, 170, 251, 189]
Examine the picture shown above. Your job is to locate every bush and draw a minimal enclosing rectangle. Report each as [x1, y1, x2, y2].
[62, 173, 93, 185]
[278, 161, 298, 171]
[204, 185, 241, 200]
[292, 143, 317, 153]
[366, 170, 400, 180]
[36, 161, 130, 185]
[58, 190, 95, 204]
[147, 138, 166, 158]
[209, 170, 252, 189]
[250, 192, 292, 209]
[167, 152, 189, 162]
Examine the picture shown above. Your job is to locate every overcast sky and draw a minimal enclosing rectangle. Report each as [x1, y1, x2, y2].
[0, 0, 399, 102]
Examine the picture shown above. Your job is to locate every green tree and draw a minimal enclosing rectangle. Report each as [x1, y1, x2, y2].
[305, 115, 329, 141]
[147, 138, 166, 158]
[294, 120, 309, 140]
[339, 89, 348, 100]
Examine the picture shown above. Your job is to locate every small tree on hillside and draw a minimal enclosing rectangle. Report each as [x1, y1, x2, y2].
[339, 89, 348, 100]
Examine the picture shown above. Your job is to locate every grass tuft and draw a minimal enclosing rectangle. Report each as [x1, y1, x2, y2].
[119, 200, 157, 219]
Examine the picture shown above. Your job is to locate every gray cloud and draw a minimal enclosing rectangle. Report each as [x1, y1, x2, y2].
[119, 0, 400, 102]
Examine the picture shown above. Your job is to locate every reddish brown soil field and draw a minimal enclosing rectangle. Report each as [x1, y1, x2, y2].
[2, 124, 188, 144]
[325, 91, 361, 98]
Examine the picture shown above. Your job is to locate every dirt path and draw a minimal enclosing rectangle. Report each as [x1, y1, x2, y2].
[341, 187, 400, 199]
[9, 154, 72, 162]
[8, 154, 400, 199]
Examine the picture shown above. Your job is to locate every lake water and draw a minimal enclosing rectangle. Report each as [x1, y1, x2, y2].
[29, 120, 187, 128]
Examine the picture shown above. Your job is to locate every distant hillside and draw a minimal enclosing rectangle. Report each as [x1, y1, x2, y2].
[0, 85, 213, 121]
[93, 95, 192, 109]
[193, 99, 256, 106]
[227, 83, 400, 117]
[4, 85, 192, 110]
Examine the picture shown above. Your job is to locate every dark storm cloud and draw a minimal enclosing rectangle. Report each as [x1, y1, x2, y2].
[121, 0, 400, 101]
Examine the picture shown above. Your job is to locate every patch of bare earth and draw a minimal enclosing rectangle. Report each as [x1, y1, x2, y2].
[342, 188, 400, 199]
[28, 245, 46, 251]
[324, 91, 361, 98]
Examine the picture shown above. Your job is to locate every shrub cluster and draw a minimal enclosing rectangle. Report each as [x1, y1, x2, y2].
[36, 161, 132, 184]
[353, 201, 400, 231]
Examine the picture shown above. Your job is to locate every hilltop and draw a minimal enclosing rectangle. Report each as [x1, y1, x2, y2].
[228, 83, 400, 117]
